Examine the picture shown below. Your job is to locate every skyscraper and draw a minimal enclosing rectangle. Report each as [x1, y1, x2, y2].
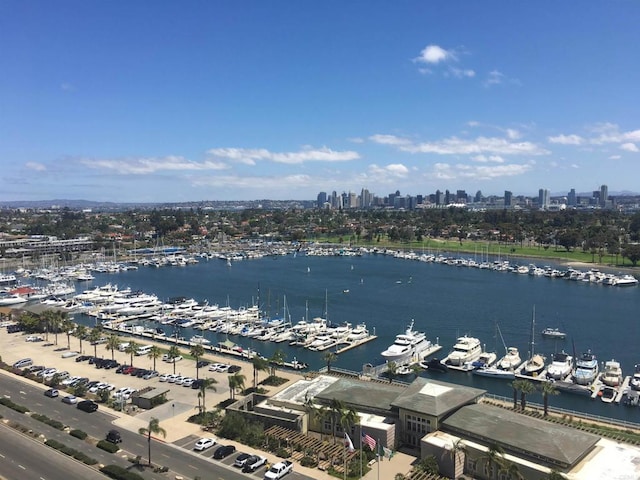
[600, 185, 608, 208]
[317, 191, 327, 208]
[504, 190, 512, 207]
[538, 188, 550, 210]
[567, 188, 576, 207]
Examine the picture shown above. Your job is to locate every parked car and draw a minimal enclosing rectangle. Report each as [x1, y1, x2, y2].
[228, 365, 242, 373]
[61, 395, 78, 404]
[166, 355, 183, 363]
[233, 453, 252, 468]
[213, 444, 236, 459]
[75, 355, 92, 362]
[193, 437, 217, 451]
[77, 400, 98, 412]
[143, 370, 159, 380]
[191, 379, 204, 389]
[159, 373, 171, 382]
[181, 377, 195, 387]
[196, 360, 210, 368]
[13, 358, 33, 368]
[242, 455, 267, 473]
[44, 388, 59, 398]
[106, 429, 122, 444]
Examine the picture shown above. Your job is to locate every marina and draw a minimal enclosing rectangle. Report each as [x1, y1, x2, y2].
[2, 246, 640, 424]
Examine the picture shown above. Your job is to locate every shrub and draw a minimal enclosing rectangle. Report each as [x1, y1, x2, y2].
[69, 429, 88, 440]
[300, 455, 318, 468]
[100, 464, 145, 480]
[275, 447, 290, 458]
[97, 440, 120, 453]
[31, 413, 65, 430]
[44, 439, 98, 465]
[0, 398, 28, 413]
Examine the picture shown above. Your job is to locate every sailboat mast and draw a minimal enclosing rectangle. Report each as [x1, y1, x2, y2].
[530, 305, 536, 356]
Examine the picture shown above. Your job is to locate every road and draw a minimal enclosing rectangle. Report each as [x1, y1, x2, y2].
[0, 374, 312, 480]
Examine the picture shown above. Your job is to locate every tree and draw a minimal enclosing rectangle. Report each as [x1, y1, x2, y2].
[539, 381, 559, 417]
[313, 405, 329, 442]
[386, 361, 398, 383]
[546, 470, 567, 480]
[228, 372, 246, 400]
[323, 351, 337, 374]
[500, 460, 524, 480]
[147, 345, 162, 371]
[339, 406, 359, 442]
[106, 334, 120, 361]
[60, 315, 74, 350]
[622, 243, 640, 266]
[41, 310, 61, 345]
[198, 377, 218, 416]
[518, 380, 537, 410]
[125, 341, 139, 367]
[168, 345, 181, 374]
[479, 443, 506, 479]
[416, 455, 439, 474]
[268, 348, 286, 377]
[88, 327, 102, 358]
[449, 439, 466, 479]
[329, 397, 344, 444]
[74, 324, 87, 353]
[189, 344, 205, 379]
[251, 356, 269, 389]
[138, 417, 166, 466]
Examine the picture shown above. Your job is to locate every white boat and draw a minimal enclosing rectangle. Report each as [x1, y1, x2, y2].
[546, 351, 573, 380]
[573, 350, 598, 385]
[497, 347, 522, 371]
[518, 306, 546, 377]
[601, 359, 623, 387]
[442, 335, 482, 367]
[473, 366, 516, 379]
[0, 293, 28, 305]
[346, 322, 369, 342]
[630, 364, 640, 391]
[189, 335, 211, 345]
[541, 327, 567, 340]
[380, 319, 431, 363]
[599, 386, 617, 403]
[614, 274, 639, 286]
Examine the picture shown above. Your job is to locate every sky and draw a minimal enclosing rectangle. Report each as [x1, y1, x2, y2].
[1, 1, 639, 203]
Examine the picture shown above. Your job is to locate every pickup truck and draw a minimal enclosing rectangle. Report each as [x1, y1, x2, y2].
[264, 460, 293, 479]
[242, 455, 267, 473]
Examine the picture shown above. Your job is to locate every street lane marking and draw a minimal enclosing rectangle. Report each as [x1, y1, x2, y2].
[18, 465, 26, 470]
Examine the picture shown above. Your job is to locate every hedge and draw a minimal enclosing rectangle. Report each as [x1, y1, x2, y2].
[69, 429, 88, 440]
[44, 438, 97, 465]
[97, 439, 120, 453]
[99, 464, 145, 480]
[31, 413, 65, 430]
[0, 397, 28, 413]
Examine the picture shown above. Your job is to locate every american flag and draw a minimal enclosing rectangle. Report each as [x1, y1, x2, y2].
[362, 433, 376, 450]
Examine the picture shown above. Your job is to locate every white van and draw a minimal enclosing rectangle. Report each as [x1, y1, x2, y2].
[117, 342, 130, 352]
[135, 345, 152, 356]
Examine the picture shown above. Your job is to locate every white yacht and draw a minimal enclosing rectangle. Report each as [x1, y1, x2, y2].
[573, 351, 598, 385]
[346, 323, 369, 342]
[380, 319, 431, 363]
[442, 335, 482, 367]
[546, 351, 573, 380]
[497, 347, 522, 371]
[601, 359, 623, 387]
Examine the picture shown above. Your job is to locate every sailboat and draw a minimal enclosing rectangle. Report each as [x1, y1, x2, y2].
[474, 324, 519, 378]
[517, 306, 546, 377]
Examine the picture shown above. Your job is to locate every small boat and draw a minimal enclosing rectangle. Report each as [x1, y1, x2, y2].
[541, 328, 567, 339]
[630, 364, 640, 391]
[419, 357, 448, 373]
[601, 359, 623, 387]
[572, 350, 598, 386]
[442, 335, 482, 366]
[473, 366, 515, 379]
[546, 351, 573, 380]
[599, 386, 617, 403]
[497, 347, 522, 371]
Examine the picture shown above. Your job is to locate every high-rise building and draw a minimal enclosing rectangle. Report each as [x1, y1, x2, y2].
[538, 188, 550, 209]
[504, 190, 512, 207]
[435, 190, 443, 206]
[360, 188, 372, 208]
[567, 188, 576, 206]
[456, 190, 468, 203]
[317, 191, 327, 208]
[600, 185, 608, 208]
[474, 190, 483, 203]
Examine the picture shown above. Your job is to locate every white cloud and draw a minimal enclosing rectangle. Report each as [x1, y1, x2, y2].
[415, 45, 455, 64]
[427, 160, 532, 182]
[81, 155, 229, 174]
[548, 134, 584, 145]
[471, 155, 505, 163]
[60, 82, 75, 92]
[484, 70, 504, 86]
[571, 164, 579, 168]
[590, 127, 640, 145]
[505, 129, 521, 140]
[369, 134, 412, 146]
[609, 155, 621, 160]
[191, 173, 313, 189]
[620, 142, 639, 152]
[26, 162, 47, 171]
[207, 146, 360, 165]
[347, 137, 365, 144]
[401, 136, 549, 156]
[448, 67, 476, 78]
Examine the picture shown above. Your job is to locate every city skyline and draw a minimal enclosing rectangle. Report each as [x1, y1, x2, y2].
[1, 2, 639, 203]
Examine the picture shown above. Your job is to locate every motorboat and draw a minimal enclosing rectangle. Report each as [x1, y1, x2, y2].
[614, 274, 639, 287]
[442, 335, 482, 366]
[419, 357, 448, 373]
[473, 366, 515, 379]
[601, 359, 623, 387]
[599, 385, 617, 403]
[541, 328, 566, 340]
[346, 323, 369, 342]
[546, 351, 573, 380]
[0, 293, 28, 305]
[189, 335, 211, 345]
[381, 319, 431, 363]
[470, 350, 497, 370]
[497, 347, 522, 371]
[630, 364, 640, 391]
[573, 351, 598, 386]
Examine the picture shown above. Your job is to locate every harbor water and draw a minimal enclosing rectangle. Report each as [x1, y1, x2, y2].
[75, 252, 640, 423]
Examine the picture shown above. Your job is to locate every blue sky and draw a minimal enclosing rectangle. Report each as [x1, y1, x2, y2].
[1, 1, 639, 202]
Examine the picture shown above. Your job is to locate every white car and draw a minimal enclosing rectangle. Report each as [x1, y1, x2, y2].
[166, 355, 183, 363]
[193, 437, 217, 451]
[26, 335, 44, 342]
[61, 395, 78, 404]
[37, 368, 57, 378]
[62, 376, 81, 386]
[173, 375, 185, 385]
[182, 377, 195, 387]
[159, 373, 171, 382]
[167, 374, 179, 383]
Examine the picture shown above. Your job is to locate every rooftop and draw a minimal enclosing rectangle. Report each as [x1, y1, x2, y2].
[391, 377, 485, 417]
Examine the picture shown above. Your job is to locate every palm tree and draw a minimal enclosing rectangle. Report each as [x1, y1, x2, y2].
[339, 406, 359, 440]
[228, 372, 246, 400]
[500, 460, 524, 480]
[313, 405, 329, 441]
[449, 439, 466, 479]
[251, 356, 269, 389]
[168, 345, 181, 374]
[323, 351, 337, 373]
[479, 443, 506, 479]
[88, 327, 102, 357]
[42, 310, 61, 345]
[189, 344, 205, 380]
[106, 334, 120, 361]
[509, 379, 528, 409]
[147, 345, 162, 371]
[138, 417, 166, 466]
[61, 316, 74, 349]
[329, 397, 344, 444]
[125, 341, 139, 367]
[198, 377, 218, 416]
[546, 470, 567, 480]
[386, 361, 398, 383]
[269, 348, 286, 377]
[74, 324, 87, 353]
[539, 381, 559, 416]
[519, 380, 537, 410]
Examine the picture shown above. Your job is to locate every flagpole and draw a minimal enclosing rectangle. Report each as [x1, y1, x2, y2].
[359, 431, 363, 480]
[344, 437, 347, 480]
[377, 439, 380, 480]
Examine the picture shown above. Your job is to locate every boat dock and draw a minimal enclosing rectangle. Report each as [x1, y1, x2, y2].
[615, 376, 632, 403]
[335, 335, 377, 354]
[361, 343, 442, 378]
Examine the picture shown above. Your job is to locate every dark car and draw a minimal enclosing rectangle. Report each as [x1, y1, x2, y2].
[44, 388, 59, 398]
[227, 365, 241, 373]
[196, 360, 210, 368]
[213, 444, 236, 459]
[76, 400, 98, 413]
[75, 355, 92, 362]
[242, 455, 266, 473]
[115, 364, 130, 374]
[191, 379, 204, 389]
[106, 429, 122, 444]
